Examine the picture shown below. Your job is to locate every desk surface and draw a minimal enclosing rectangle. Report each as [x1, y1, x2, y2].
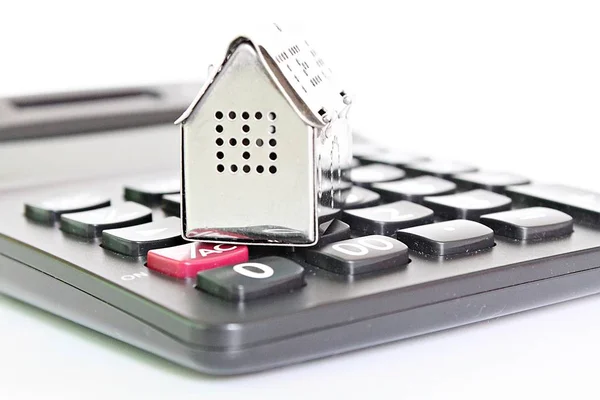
[2, 4, 600, 399]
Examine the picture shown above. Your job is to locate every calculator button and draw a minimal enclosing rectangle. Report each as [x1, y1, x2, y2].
[102, 216, 184, 257]
[341, 186, 381, 209]
[147, 242, 249, 279]
[318, 206, 342, 224]
[196, 256, 305, 301]
[506, 184, 600, 225]
[25, 193, 111, 224]
[322, 180, 353, 198]
[348, 164, 406, 187]
[124, 177, 180, 206]
[372, 176, 456, 204]
[162, 194, 181, 216]
[404, 160, 477, 178]
[343, 201, 434, 236]
[349, 158, 361, 169]
[317, 219, 351, 247]
[452, 171, 530, 192]
[480, 207, 574, 240]
[305, 235, 409, 275]
[424, 189, 512, 220]
[60, 202, 152, 238]
[359, 152, 428, 167]
[396, 220, 494, 256]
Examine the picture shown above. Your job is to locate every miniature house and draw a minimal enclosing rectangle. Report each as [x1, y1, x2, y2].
[176, 24, 353, 246]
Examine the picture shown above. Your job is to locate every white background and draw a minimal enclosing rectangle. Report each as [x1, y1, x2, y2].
[2, 1, 600, 399]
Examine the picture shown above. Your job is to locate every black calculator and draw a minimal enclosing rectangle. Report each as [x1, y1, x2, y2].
[2, 84, 600, 375]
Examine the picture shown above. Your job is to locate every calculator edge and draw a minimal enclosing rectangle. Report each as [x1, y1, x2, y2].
[3, 250, 600, 375]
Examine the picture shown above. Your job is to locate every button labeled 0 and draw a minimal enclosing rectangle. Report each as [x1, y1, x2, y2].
[147, 242, 249, 279]
[196, 256, 305, 301]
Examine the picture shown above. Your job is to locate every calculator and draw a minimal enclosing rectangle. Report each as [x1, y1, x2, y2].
[2, 84, 600, 375]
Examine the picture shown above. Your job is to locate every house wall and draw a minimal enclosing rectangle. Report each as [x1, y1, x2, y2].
[182, 43, 316, 245]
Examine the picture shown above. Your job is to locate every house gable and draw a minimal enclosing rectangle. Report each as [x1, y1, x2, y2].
[180, 42, 307, 131]
[176, 25, 350, 129]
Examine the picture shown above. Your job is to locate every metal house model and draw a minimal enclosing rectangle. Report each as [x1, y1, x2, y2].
[176, 24, 353, 246]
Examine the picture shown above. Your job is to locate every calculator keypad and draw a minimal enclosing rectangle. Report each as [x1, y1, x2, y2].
[15, 146, 594, 308]
[452, 171, 529, 193]
[124, 177, 180, 206]
[506, 184, 600, 225]
[343, 200, 434, 236]
[480, 207, 573, 240]
[316, 219, 352, 247]
[305, 235, 409, 275]
[404, 160, 477, 178]
[341, 186, 381, 209]
[396, 220, 495, 256]
[60, 202, 152, 238]
[147, 242, 249, 279]
[25, 193, 111, 224]
[318, 206, 342, 224]
[424, 189, 512, 220]
[162, 194, 181, 216]
[101, 216, 184, 257]
[196, 256, 305, 301]
[372, 176, 456, 204]
[348, 164, 406, 187]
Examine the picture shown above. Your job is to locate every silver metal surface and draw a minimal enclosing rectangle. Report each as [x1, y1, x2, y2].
[179, 25, 352, 246]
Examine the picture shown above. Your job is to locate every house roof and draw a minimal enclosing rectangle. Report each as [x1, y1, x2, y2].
[175, 23, 351, 128]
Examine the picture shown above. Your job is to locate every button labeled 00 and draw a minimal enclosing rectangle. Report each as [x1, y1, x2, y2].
[305, 235, 409, 275]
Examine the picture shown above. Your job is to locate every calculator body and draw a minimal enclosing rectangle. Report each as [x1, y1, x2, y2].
[2, 85, 600, 375]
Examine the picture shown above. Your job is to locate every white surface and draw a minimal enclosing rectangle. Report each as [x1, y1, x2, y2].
[2, 1, 600, 399]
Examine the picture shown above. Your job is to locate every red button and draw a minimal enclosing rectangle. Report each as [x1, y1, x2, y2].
[147, 242, 249, 279]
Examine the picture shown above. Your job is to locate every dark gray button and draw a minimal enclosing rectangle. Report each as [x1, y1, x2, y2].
[316, 219, 351, 247]
[404, 160, 477, 178]
[343, 201, 434, 236]
[196, 256, 305, 302]
[424, 189, 512, 220]
[396, 220, 494, 256]
[162, 194, 181, 216]
[340, 186, 381, 209]
[322, 180, 353, 209]
[336, 158, 360, 172]
[318, 206, 342, 224]
[60, 202, 152, 238]
[25, 193, 111, 224]
[124, 177, 180, 206]
[481, 207, 573, 240]
[305, 235, 409, 275]
[452, 171, 529, 193]
[348, 163, 406, 187]
[102, 216, 184, 256]
[372, 175, 456, 204]
[506, 184, 600, 225]
[325, 159, 360, 179]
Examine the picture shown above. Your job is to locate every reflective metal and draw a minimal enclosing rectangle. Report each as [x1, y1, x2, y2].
[179, 25, 352, 246]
